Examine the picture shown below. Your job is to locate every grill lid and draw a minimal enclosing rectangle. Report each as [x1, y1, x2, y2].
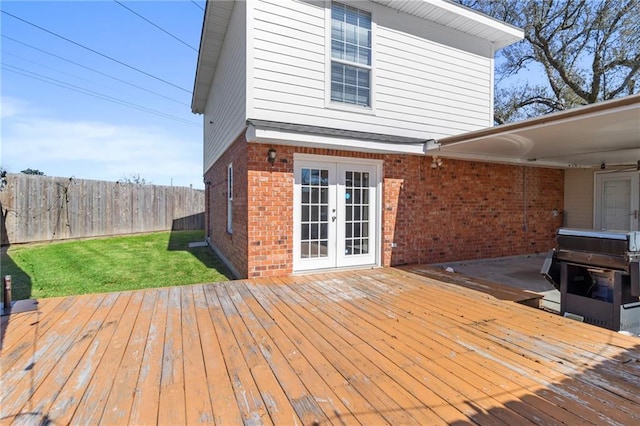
[557, 228, 640, 253]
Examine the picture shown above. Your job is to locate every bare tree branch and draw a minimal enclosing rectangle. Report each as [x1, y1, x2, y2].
[458, 0, 640, 124]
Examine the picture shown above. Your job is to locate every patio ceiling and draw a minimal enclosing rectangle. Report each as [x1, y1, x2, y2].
[433, 94, 640, 169]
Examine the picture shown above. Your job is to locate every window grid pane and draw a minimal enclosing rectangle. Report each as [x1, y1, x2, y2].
[330, 64, 371, 107]
[344, 171, 370, 256]
[331, 2, 371, 107]
[300, 168, 330, 259]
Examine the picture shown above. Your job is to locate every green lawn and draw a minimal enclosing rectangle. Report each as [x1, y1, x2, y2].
[1, 231, 233, 300]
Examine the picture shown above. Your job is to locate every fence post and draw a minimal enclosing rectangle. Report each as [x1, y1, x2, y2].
[3, 275, 11, 310]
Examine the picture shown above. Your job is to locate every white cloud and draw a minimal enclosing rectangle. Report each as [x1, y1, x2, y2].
[2, 113, 203, 188]
[0, 96, 30, 118]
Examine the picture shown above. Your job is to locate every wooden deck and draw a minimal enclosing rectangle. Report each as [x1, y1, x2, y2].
[1, 267, 639, 425]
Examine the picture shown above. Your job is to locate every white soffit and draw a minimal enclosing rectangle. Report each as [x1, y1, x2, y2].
[191, 1, 234, 114]
[370, 0, 523, 49]
[245, 123, 428, 155]
[435, 95, 640, 168]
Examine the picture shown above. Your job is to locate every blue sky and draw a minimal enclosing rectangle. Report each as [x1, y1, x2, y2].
[1, 0, 206, 188]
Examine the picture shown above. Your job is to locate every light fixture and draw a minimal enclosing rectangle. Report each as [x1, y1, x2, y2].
[600, 162, 606, 170]
[267, 148, 277, 165]
[431, 155, 443, 169]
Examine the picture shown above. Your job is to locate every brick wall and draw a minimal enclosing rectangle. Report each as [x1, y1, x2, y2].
[205, 140, 564, 278]
[245, 144, 295, 277]
[204, 132, 249, 277]
[243, 145, 383, 277]
[383, 156, 564, 265]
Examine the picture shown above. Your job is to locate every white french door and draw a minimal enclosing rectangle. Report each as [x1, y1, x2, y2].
[594, 171, 639, 231]
[293, 156, 380, 272]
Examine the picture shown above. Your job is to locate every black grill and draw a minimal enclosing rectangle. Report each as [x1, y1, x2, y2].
[541, 228, 640, 334]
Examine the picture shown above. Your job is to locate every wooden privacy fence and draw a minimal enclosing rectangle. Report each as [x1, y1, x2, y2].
[0, 174, 204, 245]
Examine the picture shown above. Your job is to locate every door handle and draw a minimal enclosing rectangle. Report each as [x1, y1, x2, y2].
[332, 216, 337, 222]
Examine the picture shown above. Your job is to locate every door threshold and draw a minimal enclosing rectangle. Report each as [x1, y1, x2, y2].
[293, 264, 380, 276]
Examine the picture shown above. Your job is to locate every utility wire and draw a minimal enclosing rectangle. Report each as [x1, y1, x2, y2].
[113, 0, 198, 52]
[2, 35, 188, 106]
[3, 64, 198, 127]
[190, 1, 204, 12]
[1, 10, 191, 93]
[5, 51, 153, 102]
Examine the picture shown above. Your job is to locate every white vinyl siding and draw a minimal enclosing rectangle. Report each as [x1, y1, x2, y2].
[250, 0, 494, 140]
[203, 1, 247, 173]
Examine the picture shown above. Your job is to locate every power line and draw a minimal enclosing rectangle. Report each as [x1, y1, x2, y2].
[3, 64, 199, 127]
[2, 35, 188, 106]
[190, 1, 204, 12]
[1, 10, 191, 93]
[5, 51, 172, 105]
[5, 51, 129, 94]
[113, 0, 198, 52]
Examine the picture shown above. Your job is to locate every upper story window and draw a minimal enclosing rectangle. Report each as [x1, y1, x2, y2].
[330, 2, 372, 108]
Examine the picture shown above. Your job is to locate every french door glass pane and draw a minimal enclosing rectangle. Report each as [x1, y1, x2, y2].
[344, 171, 369, 256]
[300, 168, 330, 258]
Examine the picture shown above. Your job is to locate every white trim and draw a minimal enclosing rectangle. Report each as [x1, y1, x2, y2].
[246, 0, 255, 119]
[593, 170, 640, 231]
[294, 153, 384, 167]
[293, 153, 382, 272]
[368, 0, 523, 50]
[436, 97, 640, 169]
[293, 159, 337, 271]
[324, 0, 377, 114]
[424, 147, 573, 169]
[227, 162, 234, 234]
[488, 43, 495, 127]
[246, 125, 426, 155]
[324, 0, 331, 107]
[336, 162, 379, 267]
[443, 102, 640, 149]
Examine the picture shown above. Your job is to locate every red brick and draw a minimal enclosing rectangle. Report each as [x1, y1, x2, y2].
[204, 138, 564, 278]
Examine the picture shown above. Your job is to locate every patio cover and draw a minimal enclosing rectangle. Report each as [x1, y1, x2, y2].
[432, 94, 640, 169]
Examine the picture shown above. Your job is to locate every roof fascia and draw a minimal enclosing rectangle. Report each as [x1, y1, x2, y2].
[438, 94, 640, 147]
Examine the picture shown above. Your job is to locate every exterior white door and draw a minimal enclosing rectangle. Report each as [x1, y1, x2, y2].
[293, 157, 380, 272]
[595, 171, 639, 231]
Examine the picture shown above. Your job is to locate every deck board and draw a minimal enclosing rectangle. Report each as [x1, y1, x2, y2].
[89, 289, 156, 425]
[347, 269, 640, 423]
[158, 286, 186, 425]
[192, 284, 244, 425]
[298, 273, 577, 424]
[1, 267, 639, 425]
[181, 285, 215, 425]
[299, 275, 533, 424]
[128, 287, 169, 425]
[225, 282, 330, 425]
[44, 291, 136, 425]
[247, 278, 380, 425]
[269, 277, 440, 425]
[204, 283, 273, 425]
